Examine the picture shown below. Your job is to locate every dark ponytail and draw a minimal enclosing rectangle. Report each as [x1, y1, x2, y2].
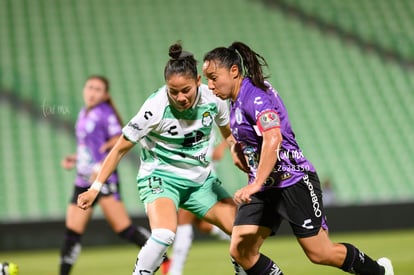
[164, 42, 198, 81]
[203, 41, 269, 91]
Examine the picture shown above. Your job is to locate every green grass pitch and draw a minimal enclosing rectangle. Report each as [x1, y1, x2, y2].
[1, 229, 413, 274]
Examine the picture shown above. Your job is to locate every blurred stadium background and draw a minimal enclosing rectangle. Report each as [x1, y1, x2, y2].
[1, 0, 413, 251]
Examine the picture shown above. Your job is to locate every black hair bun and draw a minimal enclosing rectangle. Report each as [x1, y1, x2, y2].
[169, 42, 182, 60]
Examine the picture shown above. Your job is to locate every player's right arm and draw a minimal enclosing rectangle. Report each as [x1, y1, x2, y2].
[77, 91, 162, 210]
[77, 135, 135, 210]
[218, 124, 250, 173]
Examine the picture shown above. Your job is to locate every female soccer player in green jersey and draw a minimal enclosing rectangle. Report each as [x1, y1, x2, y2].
[77, 42, 248, 275]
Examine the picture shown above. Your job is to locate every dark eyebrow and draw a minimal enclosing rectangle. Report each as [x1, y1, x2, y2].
[205, 72, 216, 78]
[169, 85, 192, 93]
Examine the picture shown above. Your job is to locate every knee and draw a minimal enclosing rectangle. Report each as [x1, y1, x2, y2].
[229, 242, 262, 271]
[229, 243, 239, 260]
[229, 237, 258, 267]
[151, 228, 175, 246]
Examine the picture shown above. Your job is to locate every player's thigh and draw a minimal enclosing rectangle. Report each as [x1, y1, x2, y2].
[203, 198, 237, 235]
[177, 208, 197, 225]
[184, 174, 233, 221]
[99, 195, 132, 232]
[137, 175, 181, 211]
[146, 197, 178, 232]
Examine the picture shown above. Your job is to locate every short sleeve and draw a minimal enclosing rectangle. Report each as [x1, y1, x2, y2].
[122, 97, 162, 143]
[214, 97, 230, 127]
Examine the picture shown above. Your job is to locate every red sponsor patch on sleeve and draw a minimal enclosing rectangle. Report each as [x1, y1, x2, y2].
[257, 110, 280, 132]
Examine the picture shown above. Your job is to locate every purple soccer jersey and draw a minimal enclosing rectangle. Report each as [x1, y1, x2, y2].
[75, 102, 121, 187]
[230, 78, 315, 189]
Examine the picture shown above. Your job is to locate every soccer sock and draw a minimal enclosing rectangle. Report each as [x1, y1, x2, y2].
[169, 224, 194, 275]
[340, 243, 385, 275]
[60, 228, 82, 275]
[245, 253, 283, 275]
[209, 225, 230, 241]
[231, 258, 248, 275]
[132, 228, 175, 275]
[118, 224, 151, 247]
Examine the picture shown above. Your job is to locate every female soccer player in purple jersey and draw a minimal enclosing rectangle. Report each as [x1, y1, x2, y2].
[59, 75, 169, 275]
[77, 44, 247, 275]
[202, 42, 394, 275]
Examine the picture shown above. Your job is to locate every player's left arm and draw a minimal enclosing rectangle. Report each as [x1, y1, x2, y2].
[254, 110, 282, 186]
[234, 110, 282, 204]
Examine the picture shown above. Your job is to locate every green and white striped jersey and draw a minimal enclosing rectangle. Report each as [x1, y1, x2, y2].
[122, 84, 229, 185]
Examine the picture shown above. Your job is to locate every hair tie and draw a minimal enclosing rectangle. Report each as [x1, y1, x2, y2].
[232, 48, 245, 76]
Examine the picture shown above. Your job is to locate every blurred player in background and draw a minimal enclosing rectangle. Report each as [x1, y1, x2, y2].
[169, 136, 230, 275]
[59, 75, 169, 275]
[202, 41, 394, 275]
[77, 43, 248, 275]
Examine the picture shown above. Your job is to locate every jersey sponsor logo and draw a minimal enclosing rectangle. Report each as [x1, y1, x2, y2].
[189, 152, 207, 162]
[302, 218, 314, 230]
[167, 125, 178, 136]
[144, 110, 153, 120]
[257, 110, 280, 131]
[303, 174, 322, 217]
[128, 121, 142, 131]
[253, 96, 263, 105]
[235, 108, 243, 124]
[280, 172, 292, 181]
[201, 111, 213, 127]
[182, 130, 205, 147]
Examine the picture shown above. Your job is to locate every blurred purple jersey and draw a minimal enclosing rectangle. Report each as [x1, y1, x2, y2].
[75, 102, 121, 187]
[230, 78, 315, 190]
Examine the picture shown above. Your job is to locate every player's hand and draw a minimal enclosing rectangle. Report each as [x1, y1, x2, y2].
[233, 182, 262, 205]
[77, 189, 99, 210]
[61, 154, 76, 170]
[230, 143, 250, 173]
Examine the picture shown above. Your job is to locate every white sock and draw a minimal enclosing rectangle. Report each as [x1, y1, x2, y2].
[169, 224, 194, 275]
[209, 225, 230, 241]
[132, 228, 175, 275]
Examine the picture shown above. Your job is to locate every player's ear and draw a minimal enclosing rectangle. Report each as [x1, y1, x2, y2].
[196, 75, 201, 86]
[230, 64, 239, 79]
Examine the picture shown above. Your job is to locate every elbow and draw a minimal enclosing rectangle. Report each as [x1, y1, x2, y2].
[273, 132, 283, 151]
